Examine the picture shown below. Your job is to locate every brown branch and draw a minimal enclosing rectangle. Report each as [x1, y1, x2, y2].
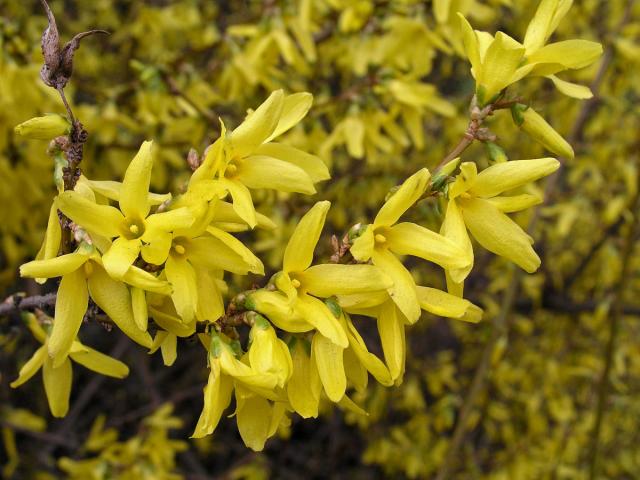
[0, 293, 57, 318]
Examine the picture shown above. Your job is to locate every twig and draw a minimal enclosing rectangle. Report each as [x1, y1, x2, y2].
[0, 293, 57, 318]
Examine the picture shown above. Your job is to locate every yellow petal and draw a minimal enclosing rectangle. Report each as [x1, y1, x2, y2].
[246, 290, 312, 333]
[102, 237, 141, 279]
[312, 332, 346, 403]
[56, 191, 124, 238]
[458, 14, 481, 79]
[188, 235, 262, 275]
[219, 178, 257, 229]
[344, 345, 368, 392]
[478, 32, 525, 104]
[211, 201, 276, 231]
[345, 316, 393, 386]
[192, 361, 233, 438]
[43, 356, 72, 418]
[70, 345, 130, 377]
[144, 208, 194, 234]
[547, 74, 593, 99]
[20, 252, 87, 280]
[265, 91, 313, 142]
[235, 392, 272, 451]
[371, 248, 420, 324]
[416, 286, 482, 322]
[283, 201, 330, 273]
[528, 40, 603, 71]
[231, 90, 285, 157]
[87, 265, 153, 347]
[160, 333, 177, 366]
[254, 143, 330, 183]
[36, 202, 62, 264]
[206, 226, 264, 274]
[49, 269, 89, 367]
[487, 194, 542, 213]
[121, 266, 172, 295]
[83, 178, 170, 206]
[518, 108, 574, 159]
[299, 264, 392, 298]
[374, 168, 430, 227]
[120, 141, 154, 219]
[377, 301, 406, 382]
[249, 322, 291, 388]
[349, 224, 375, 262]
[287, 339, 320, 418]
[236, 155, 316, 194]
[10, 345, 47, 388]
[470, 158, 560, 197]
[165, 255, 198, 323]
[131, 287, 148, 331]
[440, 199, 474, 283]
[460, 197, 541, 273]
[194, 266, 225, 322]
[523, 0, 561, 53]
[297, 294, 348, 348]
[386, 222, 470, 271]
[218, 344, 278, 392]
[139, 230, 172, 266]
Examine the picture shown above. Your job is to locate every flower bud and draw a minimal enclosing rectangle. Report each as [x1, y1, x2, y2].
[14, 114, 70, 140]
[512, 104, 574, 159]
[249, 316, 292, 387]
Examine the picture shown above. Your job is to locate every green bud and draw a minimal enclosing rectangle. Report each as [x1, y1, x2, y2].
[14, 114, 70, 140]
[518, 107, 574, 159]
[510, 103, 528, 126]
[324, 297, 342, 319]
[484, 142, 508, 163]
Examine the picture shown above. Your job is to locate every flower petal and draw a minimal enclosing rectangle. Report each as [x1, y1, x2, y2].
[460, 197, 541, 273]
[470, 158, 560, 198]
[219, 178, 257, 229]
[312, 333, 346, 403]
[70, 345, 130, 378]
[120, 141, 154, 219]
[165, 255, 198, 323]
[487, 194, 542, 213]
[102, 237, 141, 279]
[236, 155, 316, 194]
[254, 143, 329, 183]
[131, 287, 148, 331]
[10, 345, 47, 388]
[440, 199, 474, 284]
[56, 191, 124, 238]
[297, 294, 348, 348]
[299, 264, 392, 298]
[416, 286, 482, 322]
[231, 90, 285, 157]
[374, 168, 430, 227]
[547, 74, 593, 99]
[43, 356, 72, 418]
[345, 316, 393, 386]
[283, 201, 330, 273]
[192, 361, 233, 438]
[287, 339, 321, 418]
[121, 265, 172, 295]
[377, 301, 406, 383]
[265, 92, 312, 142]
[20, 252, 88, 280]
[386, 222, 471, 271]
[371, 248, 420, 324]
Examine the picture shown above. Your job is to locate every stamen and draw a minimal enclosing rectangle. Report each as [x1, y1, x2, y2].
[375, 233, 387, 244]
[291, 279, 301, 289]
[174, 244, 186, 255]
[129, 224, 139, 235]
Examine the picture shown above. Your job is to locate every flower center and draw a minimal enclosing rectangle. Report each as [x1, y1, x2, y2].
[291, 278, 301, 289]
[122, 217, 145, 240]
[173, 244, 186, 255]
[374, 233, 387, 244]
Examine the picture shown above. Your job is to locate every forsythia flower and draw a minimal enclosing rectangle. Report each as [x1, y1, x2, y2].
[350, 168, 471, 323]
[20, 242, 170, 364]
[458, 0, 602, 104]
[442, 159, 560, 293]
[247, 200, 392, 347]
[56, 141, 194, 278]
[11, 313, 129, 417]
[191, 90, 330, 228]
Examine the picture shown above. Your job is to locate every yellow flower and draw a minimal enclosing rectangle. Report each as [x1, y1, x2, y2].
[286, 337, 322, 419]
[248, 200, 392, 347]
[458, 1, 602, 104]
[248, 316, 292, 388]
[10, 313, 129, 418]
[14, 114, 70, 140]
[56, 141, 194, 279]
[234, 384, 288, 451]
[20, 243, 169, 364]
[191, 90, 330, 228]
[443, 159, 560, 293]
[350, 168, 471, 323]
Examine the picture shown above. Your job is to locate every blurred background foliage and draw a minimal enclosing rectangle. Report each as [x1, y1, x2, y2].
[1, 0, 639, 478]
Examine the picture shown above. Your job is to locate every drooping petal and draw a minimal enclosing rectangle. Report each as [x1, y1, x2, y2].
[312, 333, 346, 403]
[440, 199, 474, 284]
[120, 141, 154, 219]
[231, 90, 285, 157]
[283, 201, 330, 273]
[131, 287, 148, 331]
[235, 390, 273, 451]
[218, 347, 278, 393]
[210, 201, 276, 231]
[265, 92, 312, 142]
[48, 269, 89, 367]
[299, 264, 392, 298]
[192, 361, 234, 438]
[470, 158, 560, 198]
[458, 14, 481, 79]
[218, 178, 257, 229]
[121, 265, 172, 295]
[188, 235, 262, 275]
[547, 74, 593, 99]
[206, 226, 264, 274]
[235, 156, 316, 194]
[254, 143, 330, 183]
[87, 265, 153, 347]
[460, 197, 541, 273]
[10, 345, 47, 388]
[70, 345, 129, 378]
[377, 301, 406, 383]
[297, 294, 348, 348]
[345, 316, 393, 386]
[386, 222, 471, 271]
[35, 202, 62, 263]
[371, 248, 420, 324]
[528, 40, 603, 72]
[160, 333, 177, 366]
[374, 168, 430, 227]
[102, 237, 141, 279]
[20, 252, 88, 280]
[194, 266, 225, 322]
[287, 339, 320, 418]
[165, 255, 198, 324]
[43, 356, 72, 418]
[56, 191, 124, 238]
[416, 286, 482, 322]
